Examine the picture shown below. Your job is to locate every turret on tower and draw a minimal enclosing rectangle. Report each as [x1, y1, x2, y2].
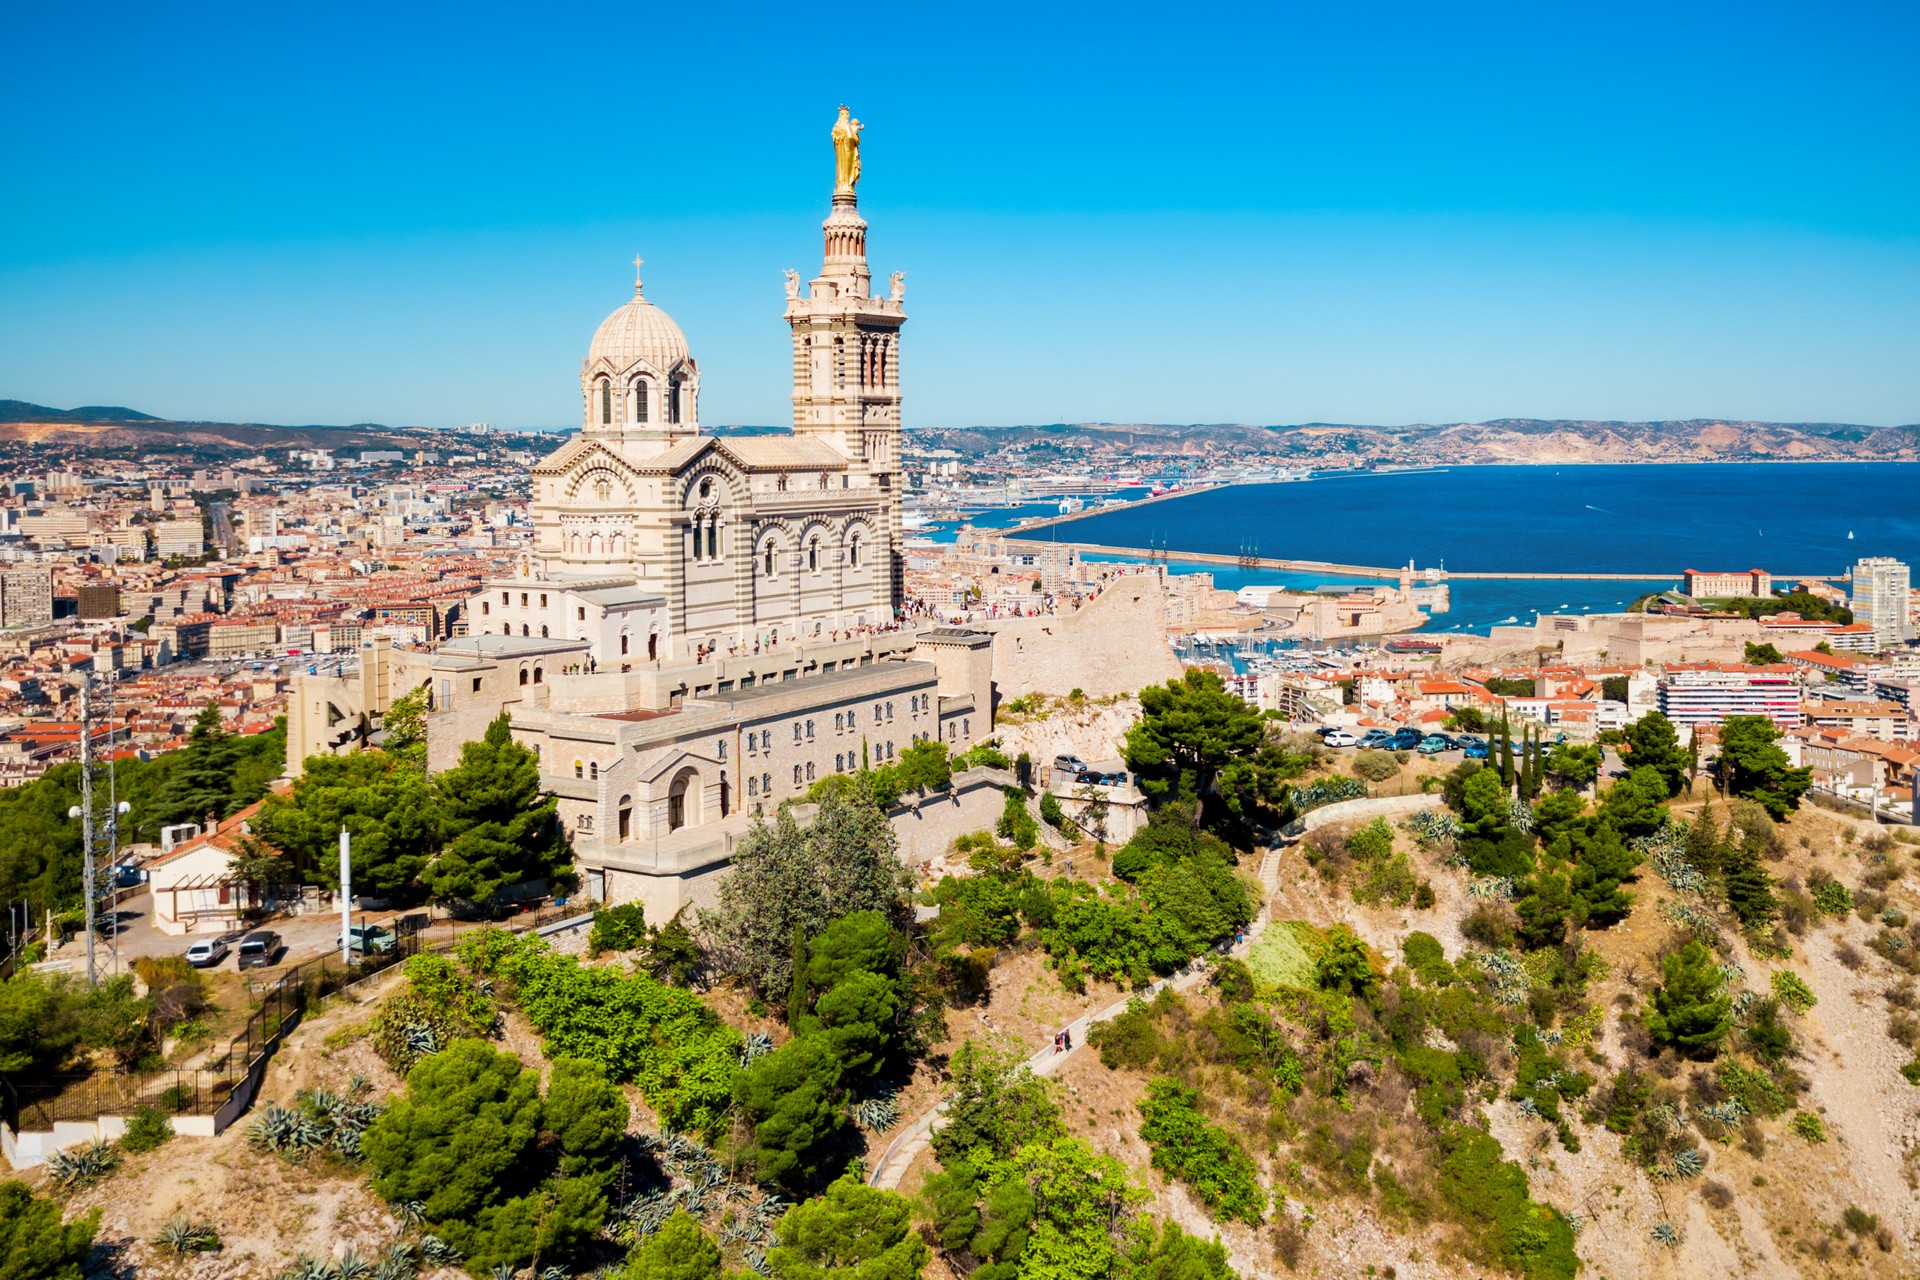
[786, 106, 907, 611]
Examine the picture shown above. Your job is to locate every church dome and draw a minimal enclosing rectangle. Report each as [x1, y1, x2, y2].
[587, 265, 690, 373]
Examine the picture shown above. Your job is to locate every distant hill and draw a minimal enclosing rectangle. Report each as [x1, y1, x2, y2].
[0, 400, 461, 452]
[909, 418, 1920, 463]
[0, 400, 161, 424]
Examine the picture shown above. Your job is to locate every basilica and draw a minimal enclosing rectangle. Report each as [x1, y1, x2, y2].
[289, 110, 998, 921]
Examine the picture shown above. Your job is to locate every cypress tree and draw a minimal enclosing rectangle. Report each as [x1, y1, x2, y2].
[787, 925, 810, 1026]
[1499, 720, 1515, 789]
[1722, 832, 1778, 931]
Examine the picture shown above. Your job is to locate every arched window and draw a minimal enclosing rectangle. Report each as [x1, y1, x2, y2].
[539, 624, 549, 638]
[806, 762, 815, 781]
[633, 378, 649, 422]
[648, 633, 658, 660]
[706, 521, 719, 561]
[805, 719, 815, 738]
[574, 760, 584, 779]
[599, 379, 612, 424]
[669, 378, 682, 424]
[792, 764, 802, 787]
[808, 539, 819, 572]
[748, 776, 758, 797]
[620, 633, 630, 655]
[589, 761, 598, 780]
[532, 667, 543, 684]
[761, 772, 771, 794]
[849, 536, 861, 568]
[834, 712, 843, 732]
[764, 544, 776, 577]
[519, 669, 529, 686]
[793, 723, 802, 742]
[835, 753, 844, 771]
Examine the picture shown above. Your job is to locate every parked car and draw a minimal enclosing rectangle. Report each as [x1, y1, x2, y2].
[1323, 730, 1358, 748]
[1417, 735, 1452, 755]
[1357, 730, 1393, 746]
[1462, 740, 1491, 760]
[236, 930, 282, 970]
[1382, 732, 1422, 751]
[1053, 754, 1088, 776]
[184, 938, 230, 968]
[341, 924, 397, 956]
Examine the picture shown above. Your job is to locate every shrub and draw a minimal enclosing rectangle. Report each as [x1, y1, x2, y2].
[997, 788, 1038, 851]
[1790, 1111, 1827, 1143]
[1038, 791, 1065, 829]
[1809, 876, 1852, 918]
[1644, 941, 1731, 1059]
[587, 902, 648, 956]
[0, 1181, 100, 1277]
[1771, 970, 1817, 1014]
[1900, 1061, 1920, 1086]
[1137, 1079, 1264, 1225]
[1436, 1127, 1578, 1280]
[120, 1104, 173, 1154]
[1352, 749, 1399, 783]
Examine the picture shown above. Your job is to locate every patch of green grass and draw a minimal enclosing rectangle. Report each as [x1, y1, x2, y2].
[1248, 920, 1325, 990]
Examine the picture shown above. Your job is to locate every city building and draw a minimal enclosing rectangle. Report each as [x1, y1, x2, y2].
[0, 567, 54, 629]
[1852, 556, 1912, 649]
[1656, 663, 1803, 730]
[1683, 568, 1772, 599]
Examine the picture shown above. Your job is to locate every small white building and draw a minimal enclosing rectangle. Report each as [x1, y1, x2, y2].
[146, 801, 276, 935]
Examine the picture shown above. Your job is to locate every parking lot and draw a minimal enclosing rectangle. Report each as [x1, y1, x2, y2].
[60, 890, 420, 982]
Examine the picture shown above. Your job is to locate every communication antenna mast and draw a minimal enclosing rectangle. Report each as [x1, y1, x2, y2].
[67, 674, 129, 986]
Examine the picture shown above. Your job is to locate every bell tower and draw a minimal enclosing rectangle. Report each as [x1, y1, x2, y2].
[785, 105, 906, 613]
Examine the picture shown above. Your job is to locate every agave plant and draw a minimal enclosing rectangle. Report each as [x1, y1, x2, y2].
[419, 1236, 462, 1266]
[278, 1254, 337, 1280]
[738, 1031, 774, 1067]
[372, 1242, 417, 1280]
[487, 1263, 517, 1280]
[403, 1022, 443, 1059]
[538, 1268, 565, 1280]
[396, 1200, 426, 1230]
[850, 1090, 901, 1134]
[152, 1215, 221, 1254]
[46, 1139, 119, 1188]
[1650, 1221, 1682, 1247]
[332, 1248, 374, 1280]
[1671, 1148, 1706, 1178]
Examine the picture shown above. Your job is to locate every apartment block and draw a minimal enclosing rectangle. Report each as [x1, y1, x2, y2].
[1657, 663, 1803, 729]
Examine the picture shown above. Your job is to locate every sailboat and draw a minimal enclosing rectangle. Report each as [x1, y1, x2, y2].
[1848, 530, 1855, 540]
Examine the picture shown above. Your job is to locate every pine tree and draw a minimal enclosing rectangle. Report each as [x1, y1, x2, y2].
[426, 714, 571, 904]
[151, 703, 239, 827]
[1685, 801, 1723, 878]
[1643, 939, 1732, 1058]
[1570, 818, 1640, 925]
[1721, 831, 1778, 931]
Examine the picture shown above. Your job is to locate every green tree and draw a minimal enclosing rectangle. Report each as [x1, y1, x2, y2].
[381, 684, 430, 762]
[892, 739, 952, 794]
[1455, 767, 1535, 877]
[1644, 940, 1732, 1059]
[363, 1039, 543, 1228]
[1717, 716, 1813, 819]
[1596, 766, 1669, 840]
[1123, 1221, 1236, 1280]
[1623, 712, 1688, 797]
[767, 1174, 928, 1280]
[1123, 669, 1265, 811]
[254, 749, 434, 895]
[1721, 832, 1779, 931]
[1569, 819, 1641, 926]
[0, 972, 79, 1075]
[0, 1179, 99, 1280]
[1743, 641, 1784, 666]
[1136, 1080, 1263, 1225]
[1600, 675, 1631, 704]
[543, 1058, 630, 1177]
[1543, 743, 1600, 790]
[736, 1036, 847, 1189]
[150, 704, 239, 828]
[429, 714, 573, 902]
[1516, 868, 1574, 949]
[705, 780, 912, 999]
[1009, 1137, 1147, 1280]
[622, 1210, 721, 1280]
[1314, 925, 1374, 995]
[931, 1040, 1060, 1165]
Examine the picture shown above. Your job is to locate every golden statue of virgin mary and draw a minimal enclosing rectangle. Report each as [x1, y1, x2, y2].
[832, 105, 862, 193]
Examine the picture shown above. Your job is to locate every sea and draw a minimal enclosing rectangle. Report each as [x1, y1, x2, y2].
[916, 462, 1920, 635]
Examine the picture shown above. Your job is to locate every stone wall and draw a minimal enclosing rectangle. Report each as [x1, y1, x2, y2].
[985, 579, 1181, 701]
[889, 766, 1018, 862]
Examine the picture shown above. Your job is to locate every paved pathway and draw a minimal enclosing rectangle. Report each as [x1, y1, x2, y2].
[867, 850, 1279, 1190]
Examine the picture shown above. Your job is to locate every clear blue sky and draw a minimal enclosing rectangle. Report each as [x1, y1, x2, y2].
[2, 1, 1916, 430]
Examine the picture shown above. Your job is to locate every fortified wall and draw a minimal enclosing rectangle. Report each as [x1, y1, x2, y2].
[984, 577, 1181, 701]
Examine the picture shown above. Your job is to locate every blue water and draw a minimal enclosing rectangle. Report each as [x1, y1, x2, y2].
[922, 463, 1920, 635]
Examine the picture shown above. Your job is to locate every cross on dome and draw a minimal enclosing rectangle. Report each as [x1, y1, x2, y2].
[632, 255, 645, 296]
